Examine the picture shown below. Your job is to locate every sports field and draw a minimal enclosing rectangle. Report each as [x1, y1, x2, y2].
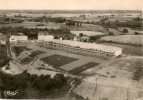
[68, 62, 100, 75]
[41, 54, 78, 68]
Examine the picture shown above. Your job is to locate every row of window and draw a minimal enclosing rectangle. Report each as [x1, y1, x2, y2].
[45, 42, 115, 57]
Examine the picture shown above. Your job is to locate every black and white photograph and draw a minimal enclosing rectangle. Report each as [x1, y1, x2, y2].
[0, 0, 143, 99]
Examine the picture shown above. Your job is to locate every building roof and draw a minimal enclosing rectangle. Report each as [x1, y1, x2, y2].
[0, 33, 3, 35]
[10, 35, 27, 38]
[45, 40, 122, 53]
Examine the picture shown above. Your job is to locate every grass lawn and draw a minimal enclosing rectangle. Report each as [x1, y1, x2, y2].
[0, 22, 63, 29]
[68, 62, 100, 75]
[100, 35, 143, 45]
[30, 50, 46, 57]
[101, 43, 142, 56]
[61, 23, 103, 31]
[19, 46, 32, 51]
[41, 54, 78, 68]
[11, 46, 32, 56]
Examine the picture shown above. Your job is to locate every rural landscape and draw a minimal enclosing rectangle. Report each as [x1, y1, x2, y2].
[0, 0, 143, 100]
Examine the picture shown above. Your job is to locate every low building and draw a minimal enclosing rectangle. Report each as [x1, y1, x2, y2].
[0, 33, 6, 45]
[44, 40, 122, 57]
[9, 35, 28, 43]
[80, 36, 90, 42]
[73, 36, 77, 41]
[38, 32, 54, 41]
[0, 39, 6, 45]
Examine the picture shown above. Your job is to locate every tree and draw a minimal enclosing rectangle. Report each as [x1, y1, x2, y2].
[123, 29, 128, 33]
[108, 32, 114, 35]
[79, 33, 83, 37]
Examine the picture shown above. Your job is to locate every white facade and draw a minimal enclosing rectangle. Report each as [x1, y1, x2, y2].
[59, 37, 62, 40]
[38, 35, 54, 41]
[9, 35, 28, 43]
[115, 49, 122, 57]
[44, 40, 122, 57]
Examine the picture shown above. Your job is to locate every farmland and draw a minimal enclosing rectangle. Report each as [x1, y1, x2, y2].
[62, 23, 108, 32]
[0, 22, 63, 29]
[100, 35, 143, 45]
[71, 31, 105, 36]
[117, 27, 143, 34]
[75, 56, 143, 100]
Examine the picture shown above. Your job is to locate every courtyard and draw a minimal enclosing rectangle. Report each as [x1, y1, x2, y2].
[13, 42, 112, 75]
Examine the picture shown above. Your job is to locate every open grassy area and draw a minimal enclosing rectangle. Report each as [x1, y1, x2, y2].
[11, 46, 25, 56]
[0, 22, 63, 29]
[68, 62, 100, 75]
[19, 46, 32, 51]
[71, 31, 105, 36]
[100, 35, 143, 45]
[109, 28, 121, 35]
[11, 46, 32, 56]
[41, 54, 78, 68]
[30, 50, 46, 57]
[61, 23, 107, 32]
[0, 45, 9, 67]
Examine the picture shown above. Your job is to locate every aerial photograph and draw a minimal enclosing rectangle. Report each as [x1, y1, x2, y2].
[0, 0, 142, 99]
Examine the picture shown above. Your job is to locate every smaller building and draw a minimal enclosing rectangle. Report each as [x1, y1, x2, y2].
[73, 36, 77, 41]
[38, 31, 54, 41]
[0, 39, 6, 45]
[59, 37, 63, 40]
[80, 36, 90, 42]
[0, 33, 6, 45]
[9, 35, 28, 43]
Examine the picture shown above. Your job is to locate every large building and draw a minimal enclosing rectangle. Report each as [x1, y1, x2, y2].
[44, 40, 122, 57]
[9, 35, 28, 43]
[38, 32, 54, 41]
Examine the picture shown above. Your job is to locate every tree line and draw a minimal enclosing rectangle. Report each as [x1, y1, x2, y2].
[0, 45, 10, 67]
[0, 71, 66, 99]
[0, 27, 71, 39]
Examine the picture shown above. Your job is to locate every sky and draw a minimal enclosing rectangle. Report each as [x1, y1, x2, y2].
[0, 0, 142, 10]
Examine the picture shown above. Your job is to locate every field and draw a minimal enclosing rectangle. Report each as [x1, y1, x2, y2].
[41, 54, 78, 68]
[101, 43, 142, 56]
[75, 56, 143, 100]
[71, 31, 105, 36]
[19, 46, 32, 51]
[108, 28, 121, 35]
[117, 27, 143, 34]
[30, 50, 46, 57]
[100, 35, 143, 45]
[0, 22, 63, 29]
[69, 62, 100, 75]
[62, 23, 108, 33]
